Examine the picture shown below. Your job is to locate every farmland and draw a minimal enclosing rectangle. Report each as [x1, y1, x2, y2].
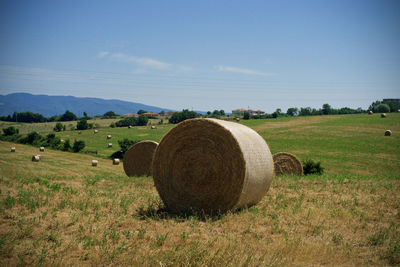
[1, 113, 400, 266]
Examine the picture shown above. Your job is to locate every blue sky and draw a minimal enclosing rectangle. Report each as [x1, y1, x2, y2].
[0, 0, 399, 113]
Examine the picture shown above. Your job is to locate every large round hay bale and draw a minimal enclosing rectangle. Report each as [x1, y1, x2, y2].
[92, 160, 98, 166]
[152, 118, 274, 213]
[273, 152, 303, 176]
[381, 113, 387, 118]
[123, 141, 158, 177]
[39, 147, 45, 152]
[32, 155, 40, 162]
[385, 130, 392, 136]
[107, 135, 112, 139]
[368, 110, 373, 115]
[113, 158, 120, 165]
[11, 147, 15, 152]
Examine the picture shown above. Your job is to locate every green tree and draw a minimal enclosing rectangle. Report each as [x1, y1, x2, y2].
[137, 109, 147, 115]
[62, 139, 71, 151]
[72, 140, 85, 152]
[2, 126, 19, 136]
[137, 115, 149, 126]
[169, 109, 200, 124]
[375, 103, 390, 113]
[243, 112, 250, 120]
[53, 122, 64, 132]
[59, 110, 78, 121]
[322, 104, 332, 115]
[103, 111, 116, 118]
[286, 107, 298, 116]
[76, 118, 89, 130]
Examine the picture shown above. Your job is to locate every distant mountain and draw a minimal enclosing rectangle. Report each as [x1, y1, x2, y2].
[0, 93, 175, 117]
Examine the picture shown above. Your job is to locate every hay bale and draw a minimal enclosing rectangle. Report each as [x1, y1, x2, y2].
[235, 117, 240, 122]
[92, 160, 98, 166]
[151, 126, 156, 129]
[94, 130, 98, 134]
[108, 143, 112, 148]
[60, 139, 65, 143]
[273, 152, 303, 176]
[381, 113, 387, 118]
[385, 130, 392, 136]
[113, 158, 120, 165]
[398, 109, 400, 113]
[107, 135, 112, 139]
[128, 125, 132, 129]
[32, 155, 40, 162]
[11, 147, 15, 152]
[39, 147, 45, 152]
[368, 110, 373, 115]
[78, 131, 82, 134]
[123, 140, 159, 177]
[152, 118, 274, 213]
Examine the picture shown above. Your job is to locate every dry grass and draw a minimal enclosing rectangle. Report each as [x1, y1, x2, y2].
[1, 141, 399, 266]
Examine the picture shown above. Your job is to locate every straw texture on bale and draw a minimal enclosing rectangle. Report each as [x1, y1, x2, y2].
[108, 143, 112, 148]
[385, 130, 392, 136]
[113, 158, 120, 165]
[32, 155, 40, 162]
[39, 147, 45, 152]
[368, 111, 373, 115]
[11, 147, 15, 152]
[273, 152, 303, 176]
[92, 160, 98, 166]
[107, 135, 112, 139]
[381, 113, 387, 118]
[152, 118, 274, 213]
[123, 141, 158, 177]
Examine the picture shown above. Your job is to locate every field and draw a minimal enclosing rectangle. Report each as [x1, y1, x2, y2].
[1, 113, 400, 266]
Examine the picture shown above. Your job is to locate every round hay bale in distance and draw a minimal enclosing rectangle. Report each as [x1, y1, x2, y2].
[94, 129, 98, 134]
[128, 125, 132, 129]
[381, 113, 387, 118]
[368, 110, 373, 115]
[113, 158, 120, 165]
[92, 160, 98, 166]
[108, 143, 112, 148]
[152, 118, 274, 213]
[123, 140, 158, 177]
[78, 131, 82, 134]
[39, 147, 45, 152]
[273, 152, 303, 176]
[32, 155, 40, 162]
[151, 126, 156, 129]
[11, 147, 15, 152]
[107, 135, 112, 139]
[385, 130, 392, 136]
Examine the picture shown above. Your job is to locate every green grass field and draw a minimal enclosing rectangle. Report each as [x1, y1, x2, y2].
[1, 113, 399, 266]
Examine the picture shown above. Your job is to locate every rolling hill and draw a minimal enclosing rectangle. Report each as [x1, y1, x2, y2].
[0, 92, 174, 117]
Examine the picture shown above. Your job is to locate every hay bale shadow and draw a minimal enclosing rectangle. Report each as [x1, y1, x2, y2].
[133, 201, 225, 222]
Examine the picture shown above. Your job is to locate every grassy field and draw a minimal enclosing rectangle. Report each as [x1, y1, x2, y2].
[1, 113, 400, 266]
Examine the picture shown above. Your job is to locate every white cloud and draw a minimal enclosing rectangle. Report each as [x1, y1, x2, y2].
[215, 65, 274, 76]
[103, 52, 171, 70]
[97, 51, 110, 58]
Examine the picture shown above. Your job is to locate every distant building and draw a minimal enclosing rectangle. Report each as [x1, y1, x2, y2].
[142, 112, 159, 116]
[232, 108, 265, 116]
[122, 113, 138, 117]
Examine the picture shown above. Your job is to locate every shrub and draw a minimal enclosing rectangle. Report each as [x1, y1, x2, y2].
[116, 117, 137, 127]
[243, 112, 250, 120]
[59, 110, 78, 121]
[20, 131, 42, 145]
[72, 140, 85, 152]
[2, 126, 19, 136]
[169, 109, 200, 124]
[303, 159, 324, 175]
[62, 139, 71, 151]
[118, 138, 140, 154]
[110, 122, 116, 128]
[53, 122, 64, 132]
[137, 115, 149, 126]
